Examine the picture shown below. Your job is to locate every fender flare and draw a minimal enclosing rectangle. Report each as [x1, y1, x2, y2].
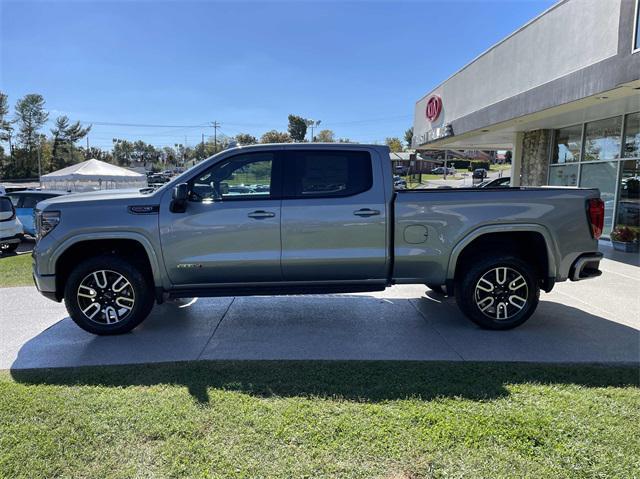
[49, 232, 164, 287]
[446, 223, 559, 282]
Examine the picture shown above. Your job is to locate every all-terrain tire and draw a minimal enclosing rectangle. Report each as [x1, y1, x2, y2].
[64, 254, 155, 335]
[455, 254, 539, 330]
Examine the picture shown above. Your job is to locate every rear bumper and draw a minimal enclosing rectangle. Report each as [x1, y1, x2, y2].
[0, 233, 23, 246]
[569, 252, 603, 281]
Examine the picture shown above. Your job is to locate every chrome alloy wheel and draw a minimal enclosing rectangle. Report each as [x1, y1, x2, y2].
[474, 267, 528, 320]
[76, 270, 135, 324]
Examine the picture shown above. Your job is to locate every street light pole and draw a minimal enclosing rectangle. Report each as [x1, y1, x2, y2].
[305, 119, 321, 142]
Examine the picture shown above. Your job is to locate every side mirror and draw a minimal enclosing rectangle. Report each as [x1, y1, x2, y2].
[170, 183, 188, 213]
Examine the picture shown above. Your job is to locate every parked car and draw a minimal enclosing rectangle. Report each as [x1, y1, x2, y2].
[473, 168, 488, 179]
[476, 177, 511, 188]
[0, 185, 6, 195]
[7, 190, 69, 236]
[0, 195, 23, 253]
[431, 166, 455, 175]
[33, 144, 603, 335]
[394, 178, 407, 189]
[394, 165, 408, 175]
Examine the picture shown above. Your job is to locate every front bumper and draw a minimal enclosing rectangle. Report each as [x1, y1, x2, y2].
[32, 254, 60, 301]
[569, 252, 603, 281]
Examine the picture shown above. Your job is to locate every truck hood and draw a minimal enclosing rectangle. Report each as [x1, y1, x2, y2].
[37, 188, 154, 209]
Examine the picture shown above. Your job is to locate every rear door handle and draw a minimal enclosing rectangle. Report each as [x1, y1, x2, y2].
[353, 208, 380, 217]
[248, 210, 276, 219]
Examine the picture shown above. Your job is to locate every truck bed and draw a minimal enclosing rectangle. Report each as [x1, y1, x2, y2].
[392, 186, 600, 285]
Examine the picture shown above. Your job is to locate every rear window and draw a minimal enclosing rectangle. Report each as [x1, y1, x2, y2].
[0, 197, 13, 213]
[285, 150, 372, 198]
[21, 195, 44, 208]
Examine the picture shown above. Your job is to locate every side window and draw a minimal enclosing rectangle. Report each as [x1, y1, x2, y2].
[286, 150, 373, 198]
[188, 152, 274, 202]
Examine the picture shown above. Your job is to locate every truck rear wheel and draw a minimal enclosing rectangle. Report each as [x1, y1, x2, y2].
[64, 254, 155, 335]
[455, 255, 539, 330]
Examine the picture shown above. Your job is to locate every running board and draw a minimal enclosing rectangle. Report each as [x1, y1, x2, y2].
[167, 283, 387, 299]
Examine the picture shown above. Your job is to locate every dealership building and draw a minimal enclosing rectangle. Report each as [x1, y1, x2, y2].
[412, 0, 640, 236]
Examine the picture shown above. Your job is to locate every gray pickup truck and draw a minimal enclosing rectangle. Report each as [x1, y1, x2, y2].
[33, 144, 604, 335]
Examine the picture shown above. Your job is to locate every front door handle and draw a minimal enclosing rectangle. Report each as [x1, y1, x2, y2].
[353, 208, 380, 217]
[248, 210, 276, 219]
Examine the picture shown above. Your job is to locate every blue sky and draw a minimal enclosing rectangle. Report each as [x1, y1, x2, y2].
[1, 0, 554, 150]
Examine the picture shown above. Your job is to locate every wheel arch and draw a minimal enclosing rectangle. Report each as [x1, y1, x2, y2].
[52, 233, 162, 300]
[446, 224, 559, 294]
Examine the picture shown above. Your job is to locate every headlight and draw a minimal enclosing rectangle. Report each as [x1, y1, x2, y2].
[37, 211, 61, 238]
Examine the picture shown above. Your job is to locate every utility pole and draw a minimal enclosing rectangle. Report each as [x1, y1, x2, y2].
[86, 136, 89, 159]
[305, 119, 320, 142]
[37, 139, 42, 187]
[444, 150, 448, 181]
[211, 121, 221, 152]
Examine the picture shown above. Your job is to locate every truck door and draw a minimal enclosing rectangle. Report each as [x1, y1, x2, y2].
[280, 149, 388, 281]
[160, 151, 283, 285]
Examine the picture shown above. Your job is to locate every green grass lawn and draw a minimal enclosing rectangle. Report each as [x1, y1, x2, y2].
[2, 361, 638, 478]
[0, 253, 32, 288]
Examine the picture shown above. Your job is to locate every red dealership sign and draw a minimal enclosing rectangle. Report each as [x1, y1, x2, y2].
[425, 95, 442, 122]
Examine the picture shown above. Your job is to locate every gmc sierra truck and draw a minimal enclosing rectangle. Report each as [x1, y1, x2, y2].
[32, 144, 604, 335]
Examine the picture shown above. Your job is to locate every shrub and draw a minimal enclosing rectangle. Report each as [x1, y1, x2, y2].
[610, 226, 637, 242]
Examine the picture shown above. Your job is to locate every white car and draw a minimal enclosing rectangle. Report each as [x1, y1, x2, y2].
[0, 196, 24, 253]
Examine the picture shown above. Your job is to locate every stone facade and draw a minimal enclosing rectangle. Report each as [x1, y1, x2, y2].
[520, 129, 552, 186]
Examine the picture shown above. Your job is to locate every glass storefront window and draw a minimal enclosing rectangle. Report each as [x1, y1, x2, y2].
[616, 159, 640, 234]
[580, 162, 618, 235]
[552, 125, 582, 164]
[623, 112, 640, 158]
[583, 116, 622, 162]
[548, 164, 578, 186]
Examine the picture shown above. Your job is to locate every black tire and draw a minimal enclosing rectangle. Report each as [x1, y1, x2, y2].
[64, 254, 155, 335]
[455, 254, 539, 330]
[426, 283, 446, 295]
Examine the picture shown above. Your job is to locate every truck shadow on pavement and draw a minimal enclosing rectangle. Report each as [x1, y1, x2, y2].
[10, 358, 639, 405]
[9, 293, 639, 404]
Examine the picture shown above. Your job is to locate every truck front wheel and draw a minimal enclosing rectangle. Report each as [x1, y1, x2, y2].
[64, 255, 155, 335]
[455, 255, 539, 330]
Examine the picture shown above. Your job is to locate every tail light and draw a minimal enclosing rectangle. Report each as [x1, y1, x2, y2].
[587, 198, 604, 240]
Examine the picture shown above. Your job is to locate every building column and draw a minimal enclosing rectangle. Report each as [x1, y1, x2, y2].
[510, 132, 523, 187]
[521, 129, 552, 186]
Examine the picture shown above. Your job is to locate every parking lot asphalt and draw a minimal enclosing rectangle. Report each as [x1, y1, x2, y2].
[1, 243, 638, 370]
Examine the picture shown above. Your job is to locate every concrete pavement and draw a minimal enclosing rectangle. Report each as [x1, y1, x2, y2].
[1, 244, 638, 369]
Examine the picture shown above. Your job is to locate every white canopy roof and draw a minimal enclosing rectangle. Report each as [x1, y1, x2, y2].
[41, 159, 145, 181]
[41, 159, 147, 192]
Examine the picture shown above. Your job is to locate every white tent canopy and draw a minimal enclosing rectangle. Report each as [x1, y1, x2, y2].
[41, 159, 147, 192]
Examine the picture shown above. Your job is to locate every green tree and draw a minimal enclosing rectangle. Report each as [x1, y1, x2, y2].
[51, 116, 91, 170]
[0, 92, 13, 151]
[504, 150, 512, 163]
[235, 133, 258, 145]
[14, 94, 49, 177]
[316, 129, 335, 142]
[287, 115, 307, 142]
[261, 130, 291, 143]
[404, 127, 413, 149]
[112, 139, 135, 166]
[385, 137, 403, 152]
